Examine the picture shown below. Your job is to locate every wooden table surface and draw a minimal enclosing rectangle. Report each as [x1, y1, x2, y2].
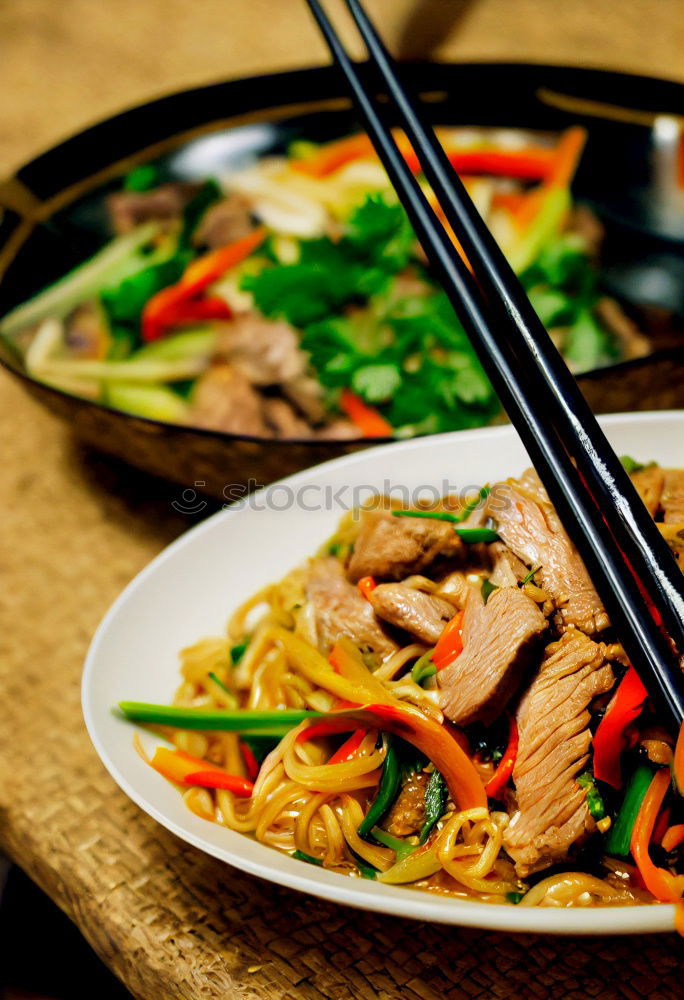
[2, 2, 684, 998]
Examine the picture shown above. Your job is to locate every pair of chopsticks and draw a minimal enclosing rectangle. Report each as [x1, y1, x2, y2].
[305, 0, 684, 729]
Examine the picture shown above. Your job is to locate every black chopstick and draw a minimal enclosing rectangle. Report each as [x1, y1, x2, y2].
[305, 0, 684, 728]
[341, 0, 684, 663]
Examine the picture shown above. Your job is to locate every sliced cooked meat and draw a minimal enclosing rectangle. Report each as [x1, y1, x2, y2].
[661, 470, 684, 523]
[214, 314, 306, 386]
[439, 586, 546, 726]
[347, 509, 464, 583]
[313, 419, 360, 440]
[306, 558, 398, 662]
[282, 374, 326, 422]
[594, 297, 649, 361]
[188, 363, 270, 436]
[630, 465, 664, 517]
[369, 584, 455, 644]
[107, 183, 194, 234]
[488, 541, 528, 589]
[488, 472, 608, 634]
[192, 194, 255, 248]
[503, 630, 615, 878]
[263, 398, 312, 438]
[384, 769, 429, 837]
[659, 523, 684, 565]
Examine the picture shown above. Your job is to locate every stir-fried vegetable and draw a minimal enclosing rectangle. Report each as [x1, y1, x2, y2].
[150, 746, 253, 796]
[605, 764, 654, 857]
[631, 768, 684, 902]
[358, 738, 402, 839]
[484, 715, 519, 801]
[432, 610, 465, 672]
[593, 666, 648, 788]
[419, 769, 448, 844]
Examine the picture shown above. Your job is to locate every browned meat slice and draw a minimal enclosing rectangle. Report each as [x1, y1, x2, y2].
[658, 523, 684, 565]
[594, 298, 649, 361]
[630, 465, 664, 517]
[384, 770, 429, 837]
[107, 183, 194, 234]
[503, 630, 614, 878]
[439, 587, 546, 726]
[661, 470, 684, 523]
[347, 509, 463, 583]
[369, 584, 455, 644]
[313, 419, 360, 440]
[214, 314, 306, 386]
[192, 194, 255, 248]
[188, 364, 270, 436]
[282, 374, 326, 422]
[306, 558, 398, 662]
[488, 541, 528, 589]
[263, 398, 312, 438]
[487, 472, 608, 634]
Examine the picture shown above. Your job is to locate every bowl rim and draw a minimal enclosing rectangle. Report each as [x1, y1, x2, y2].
[82, 410, 684, 935]
[3, 60, 684, 450]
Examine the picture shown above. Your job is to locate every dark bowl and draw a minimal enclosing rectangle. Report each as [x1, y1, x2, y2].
[2, 61, 684, 499]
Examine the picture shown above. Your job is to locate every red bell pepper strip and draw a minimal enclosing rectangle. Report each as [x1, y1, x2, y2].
[292, 132, 557, 182]
[351, 702, 486, 810]
[592, 666, 648, 789]
[141, 227, 266, 342]
[180, 227, 267, 294]
[149, 746, 253, 796]
[295, 719, 360, 743]
[239, 740, 260, 783]
[183, 770, 254, 795]
[484, 715, 519, 800]
[357, 576, 377, 601]
[630, 768, 683, 903]
[662, 824, 684, 853]
[432, 610, 465, 671]
[328, 728, 368, 764]
[339, 389, 393, 438]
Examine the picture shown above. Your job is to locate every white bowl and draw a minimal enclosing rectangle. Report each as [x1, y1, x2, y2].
[82, 410, 684, 935]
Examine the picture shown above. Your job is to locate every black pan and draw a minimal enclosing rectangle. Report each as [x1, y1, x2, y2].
[1, 62, 683, 499]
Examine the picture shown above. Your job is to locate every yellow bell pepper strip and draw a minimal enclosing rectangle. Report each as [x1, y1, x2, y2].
[662, 824, 684, 853]
[339, 389, 393, 438]
[630, 768, 684, 903]
[592, 666, 648, 788]
[351, 702, 486, 810]
[377, 842, 442, 884]
[673, 718, 684, 795]
[432, 609, 465, 672]
[484, 714, 519, 801]
[357, 575, 377, 601]
[328, 638, 395, 705]
[141, 227, 266, 341]
[150, 746, 253, 796]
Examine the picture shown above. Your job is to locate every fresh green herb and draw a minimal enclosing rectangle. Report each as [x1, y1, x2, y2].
[605, 764, 653, 857]
[123, 164, 161, 192]
[419, 769, 447, 845]
[506, 891, 525, 905]
[455, 527, 499, 543]
[292, 849, 323, 866]
[100, 250, 191, 335]
[230, 641, 249, 665]
[620, 456, 656, 475]
[521, 565, 542, 586]
[328, 541, 342, 556]
[481, 578, 498, 604]
[411, 651, 437, 687]
[563, 308, 616, 373]
[577, 772, 606, 820]
[371, 827, 417, 862]
[351, 363, 402, 403]
[358, 737, 402, 840]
